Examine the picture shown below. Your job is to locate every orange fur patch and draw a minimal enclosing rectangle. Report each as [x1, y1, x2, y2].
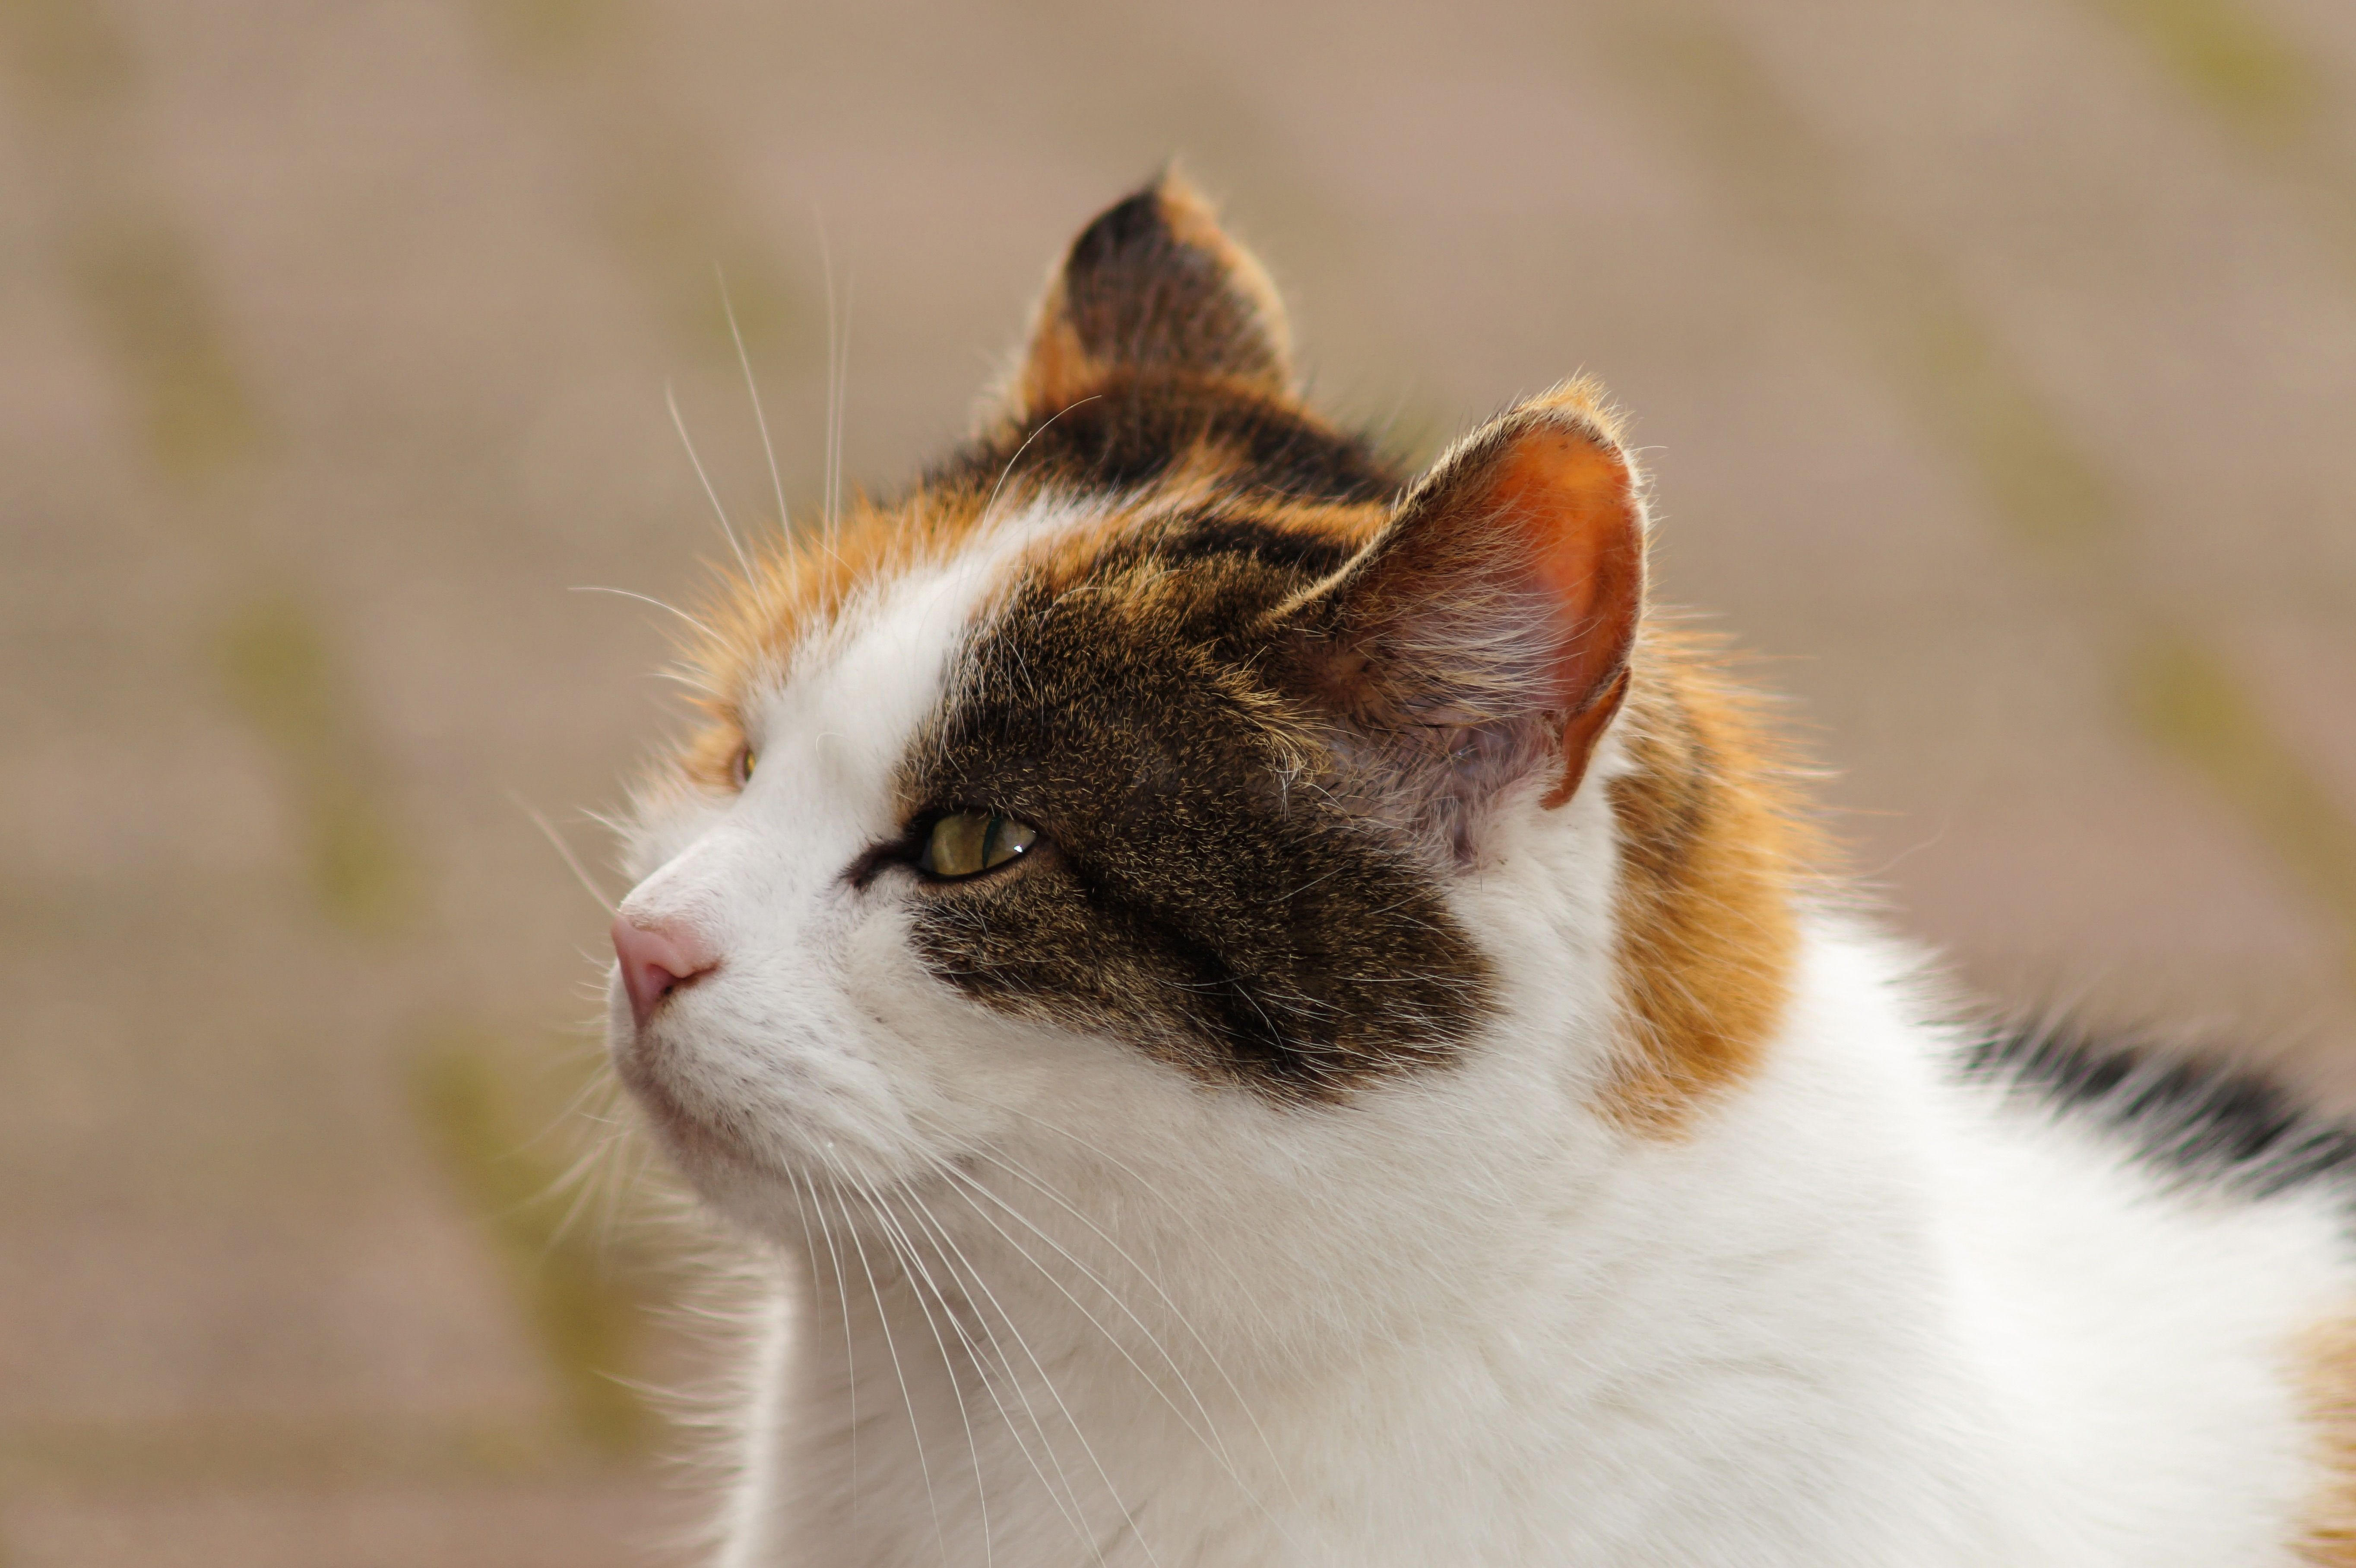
[671, 482, 997, 791]
[2295, 1316, 2356, 1564]
[1418, 379, 1812, 1134]
[1599, 630, 1818, 1136]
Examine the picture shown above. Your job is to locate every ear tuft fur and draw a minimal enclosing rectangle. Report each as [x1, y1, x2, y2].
[1011, 171, 1294, 414]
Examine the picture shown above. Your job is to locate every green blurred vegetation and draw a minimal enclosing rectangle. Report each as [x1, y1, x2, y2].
[211, 591, 421, 936]
[0, 0, 132, 106]
[607, 167, 815, 370]
[2088, 0, 2356, 286]
[2, 1413, 548, 1491]
[1612, 7, 2113, 566]
[1894, 297, 2118, 563]
[476, 0, 615, 68]
[1609, 0, 2356, 1001]
[69, 219, 266, 487]
[2127, 627, 2356, 987]
[408, 1024, 671, 1457]
[469, 0, 819, 379]
[2093, 0, 2324, 151]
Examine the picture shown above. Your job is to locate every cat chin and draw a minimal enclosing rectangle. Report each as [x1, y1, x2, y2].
[605, 977, 943, 1211]
[609, 1043, 911, 1233]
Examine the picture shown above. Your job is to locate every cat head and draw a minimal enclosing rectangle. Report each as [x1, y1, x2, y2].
[605, 177, 1805, 1271]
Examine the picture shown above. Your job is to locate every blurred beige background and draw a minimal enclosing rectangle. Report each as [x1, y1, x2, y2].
[4, 0, 2355, 1561]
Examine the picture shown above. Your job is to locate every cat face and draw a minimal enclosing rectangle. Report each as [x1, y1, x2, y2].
[604, 179, 1767, 1247]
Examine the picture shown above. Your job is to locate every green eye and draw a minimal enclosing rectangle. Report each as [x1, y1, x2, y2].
[918, 812, 1038, 879]
[731, 744, 757, 787]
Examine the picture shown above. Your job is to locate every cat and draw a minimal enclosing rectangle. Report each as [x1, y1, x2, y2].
[605, 174, 2356, 1566]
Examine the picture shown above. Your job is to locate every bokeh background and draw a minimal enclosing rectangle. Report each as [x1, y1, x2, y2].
[5, 0, 2356, 1561]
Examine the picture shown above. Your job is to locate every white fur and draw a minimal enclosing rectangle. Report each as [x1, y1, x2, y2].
[611, 509, 2353, 1566]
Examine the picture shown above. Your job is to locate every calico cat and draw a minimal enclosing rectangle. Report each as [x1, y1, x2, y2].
[605, 176, 2356, 1565]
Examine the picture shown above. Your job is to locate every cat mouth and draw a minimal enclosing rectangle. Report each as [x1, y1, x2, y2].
[604, 971, 746, 1158]
[612, 1030, 776, 1179]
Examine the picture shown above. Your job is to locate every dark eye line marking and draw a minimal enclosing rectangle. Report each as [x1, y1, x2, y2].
[842, 830, 926, 891]
[841, 808, 1043, 891]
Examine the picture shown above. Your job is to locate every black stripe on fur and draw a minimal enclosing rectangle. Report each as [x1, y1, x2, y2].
[933, 379, 1400, 507]
[1959, 1018, 2356, 1199]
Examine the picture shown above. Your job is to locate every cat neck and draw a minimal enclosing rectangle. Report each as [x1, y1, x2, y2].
[750, 919, 2041, 1566]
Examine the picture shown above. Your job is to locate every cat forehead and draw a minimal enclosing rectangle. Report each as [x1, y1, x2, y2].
[715, 466, 1363, 814]
[706, 403, 1402, 748]
[751, 497, 1091, 751]
[743, 497, 1311, 738]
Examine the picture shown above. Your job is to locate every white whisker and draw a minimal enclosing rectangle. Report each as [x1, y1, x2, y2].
[801, 1167, 862, 1509]
[510, 791, 618, 915]
[825, 1157, 948, 1563]
[914, 1119, 1252, 1461]
[919, 1146, 1238, 1481]
[848, 1166, 994, 1568]
[832, 276, 854, 537]
[567, 584, 716, 640]
[883, 1178, 1102, 1557]
[908, 1160, 1163, 1567]
[980, 394, 1102, 531]
[646, 667, 723, 699]
[716, 264, 792, 541]
[931, 1121, 1300, 1518]
[665, 381, 752, 579]
[935, 1168, 1285, 1567]
[813, 208, 845, 544]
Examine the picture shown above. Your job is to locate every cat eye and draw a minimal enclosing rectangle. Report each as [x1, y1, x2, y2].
[917, 812, 1037, 879]
[730, 744, 757, 788]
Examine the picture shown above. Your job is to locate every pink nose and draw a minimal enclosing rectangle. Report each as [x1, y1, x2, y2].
[612, 914, 719, 1027]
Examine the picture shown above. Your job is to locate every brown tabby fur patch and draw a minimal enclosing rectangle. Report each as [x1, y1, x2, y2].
[1013, 171, 1294, 413]
[896, 493, 1491, 1100]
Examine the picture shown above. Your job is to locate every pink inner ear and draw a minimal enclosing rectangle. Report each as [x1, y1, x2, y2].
[1276, 405, 1647, 835]
[1469, 428, 1645, 807]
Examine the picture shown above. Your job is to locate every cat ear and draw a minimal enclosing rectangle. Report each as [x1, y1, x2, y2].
[1011, 171, 1294, 414]
[1274, 383, 1645, 854]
